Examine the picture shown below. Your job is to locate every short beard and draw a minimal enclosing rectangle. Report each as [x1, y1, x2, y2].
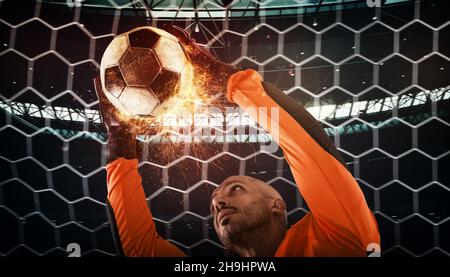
[219, 203, 271, 251]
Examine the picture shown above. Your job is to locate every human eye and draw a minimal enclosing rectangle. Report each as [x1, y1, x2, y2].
[231, 184, 242, 192]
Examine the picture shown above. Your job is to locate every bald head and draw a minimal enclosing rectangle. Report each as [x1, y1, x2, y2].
[210, 175, 287, 255]
[214, 175, 283, 201]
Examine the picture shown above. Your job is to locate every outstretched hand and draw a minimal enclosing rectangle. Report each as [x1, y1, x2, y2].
[93, 77, 145, 136]
[161, 24, 238, 98]
[94, 77, 148, 162]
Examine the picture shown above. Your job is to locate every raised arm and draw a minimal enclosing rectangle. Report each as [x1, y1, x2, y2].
[226, 69, 380, 252]
[94, 77, 185, 257]
[160, 24, 380, 254]
[106, 158, 185, 257]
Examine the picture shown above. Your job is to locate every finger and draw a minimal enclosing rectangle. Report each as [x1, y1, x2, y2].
[93, 77, 114, 110]
[137, 119, 150, 135]
[161, 24, 190, 44]
[93, 76, 104, 102]
[93, 77, 109, 120]
[171, 25, 191, 40]
[93, 76, 121, 128]
[161, 24, 198, 59]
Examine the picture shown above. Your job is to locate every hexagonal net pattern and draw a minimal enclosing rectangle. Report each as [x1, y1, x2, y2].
[0, 0, 449, 257]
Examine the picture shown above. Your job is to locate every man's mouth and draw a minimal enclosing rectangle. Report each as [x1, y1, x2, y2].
[217, 209, 237, 226]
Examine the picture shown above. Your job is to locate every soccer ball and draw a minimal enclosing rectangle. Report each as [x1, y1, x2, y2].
[100, 26, 190, 117]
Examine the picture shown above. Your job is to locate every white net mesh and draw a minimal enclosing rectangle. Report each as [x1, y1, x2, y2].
[0, 0, 449, 256]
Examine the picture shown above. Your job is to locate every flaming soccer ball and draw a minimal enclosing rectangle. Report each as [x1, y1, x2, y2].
[100, 26, 190, 117]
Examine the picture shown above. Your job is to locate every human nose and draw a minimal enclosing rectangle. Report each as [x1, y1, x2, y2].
[211, 196, 227, 214]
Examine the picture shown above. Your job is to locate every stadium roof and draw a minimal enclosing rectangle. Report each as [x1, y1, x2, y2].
[40, 0, 414, 18]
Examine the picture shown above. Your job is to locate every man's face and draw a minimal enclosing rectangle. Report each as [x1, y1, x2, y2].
[210, 176, 272, 247]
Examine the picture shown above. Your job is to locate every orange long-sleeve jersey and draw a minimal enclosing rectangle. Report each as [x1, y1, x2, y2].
[106, 69, 380, 257]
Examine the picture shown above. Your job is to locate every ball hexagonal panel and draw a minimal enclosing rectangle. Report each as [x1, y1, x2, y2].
[153, 36, 187, 74]
[149, 69, 181, 103]
[104, 66, 127, 97]
[119, 48, 161, 87]
[128, 27, 161, 49]
[101, 34, 129, 69]
[118, 86, 159, 116]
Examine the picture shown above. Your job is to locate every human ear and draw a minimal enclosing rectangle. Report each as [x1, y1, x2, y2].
[271, 199, 286, 215]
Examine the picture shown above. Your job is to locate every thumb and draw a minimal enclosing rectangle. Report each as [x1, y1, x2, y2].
[161, 24, 201, 59]
[161, 24, 191, 44]
[93, 76, 120, 129]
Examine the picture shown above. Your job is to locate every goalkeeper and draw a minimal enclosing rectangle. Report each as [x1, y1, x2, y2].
[95, 25, 380, 257]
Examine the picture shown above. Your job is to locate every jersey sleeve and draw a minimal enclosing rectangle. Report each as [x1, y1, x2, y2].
[106, 158, 186, 257]
[226, 69, 380, 251]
